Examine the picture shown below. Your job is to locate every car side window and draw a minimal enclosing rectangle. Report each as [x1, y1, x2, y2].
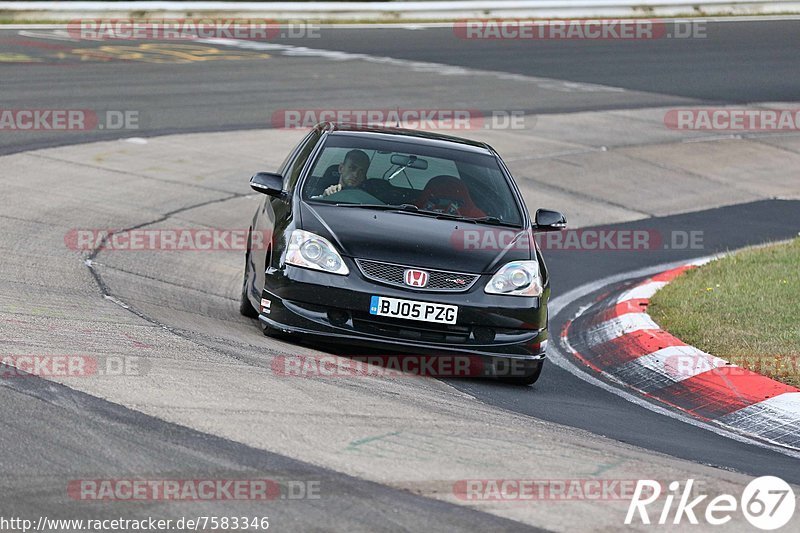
[284, 130, 321, 191]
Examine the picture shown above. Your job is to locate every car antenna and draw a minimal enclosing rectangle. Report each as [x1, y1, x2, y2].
[395, 107, 400, 128]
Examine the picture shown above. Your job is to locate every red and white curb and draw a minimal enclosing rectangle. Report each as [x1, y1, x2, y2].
[561, 259, 800, 451]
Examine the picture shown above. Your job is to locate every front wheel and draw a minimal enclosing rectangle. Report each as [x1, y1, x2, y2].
[239, 251, 259, 318]
[502, 360, 543, 386]
[262, 321, 294, 341]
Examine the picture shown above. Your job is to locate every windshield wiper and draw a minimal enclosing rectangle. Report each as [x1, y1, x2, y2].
[332, 204, 518, 227]
[334, 204, 467, 221]
[412, 211, 520, 227]
[414, 210, 466, 221]
[467, 216, 521, 228]
[335, 203, 420, 212]
[335, 204, 463, 220]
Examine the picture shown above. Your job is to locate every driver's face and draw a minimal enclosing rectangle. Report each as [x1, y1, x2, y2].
[338, 158, 368, 188]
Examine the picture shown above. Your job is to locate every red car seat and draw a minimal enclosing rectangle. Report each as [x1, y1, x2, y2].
[415, 175, 485, 218]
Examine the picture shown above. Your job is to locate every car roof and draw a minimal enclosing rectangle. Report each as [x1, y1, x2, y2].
[318, 122, 495, 155]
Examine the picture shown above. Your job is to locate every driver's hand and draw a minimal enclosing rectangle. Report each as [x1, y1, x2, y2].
[323, 184, 342, 196]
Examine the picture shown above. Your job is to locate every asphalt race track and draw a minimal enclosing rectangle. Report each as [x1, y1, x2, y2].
[2, 20, 800, 155]
[1, 20, 799, 531]
[450, 199, 800, 482]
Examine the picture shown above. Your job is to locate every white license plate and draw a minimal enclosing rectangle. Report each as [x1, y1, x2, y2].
[369, 296, 458, 324]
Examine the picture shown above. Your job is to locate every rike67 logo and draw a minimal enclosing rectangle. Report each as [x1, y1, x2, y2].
[626, 477, 796, 530]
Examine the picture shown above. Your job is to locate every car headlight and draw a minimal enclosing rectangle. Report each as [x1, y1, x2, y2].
[485, 260, 543, 297]
[286, 229, 349, 275]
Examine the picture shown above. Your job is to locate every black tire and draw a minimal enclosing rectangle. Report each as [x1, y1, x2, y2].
[503, 360, 543, 386]
[239, 251, 260, 318]
[262, 323, 281, 338]
[262, 320, 294, 340]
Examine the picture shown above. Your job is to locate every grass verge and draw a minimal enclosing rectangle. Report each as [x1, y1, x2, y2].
[648, 238, 800, 388]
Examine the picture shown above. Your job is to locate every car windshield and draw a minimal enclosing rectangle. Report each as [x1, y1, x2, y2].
[301, 134, 523, 226]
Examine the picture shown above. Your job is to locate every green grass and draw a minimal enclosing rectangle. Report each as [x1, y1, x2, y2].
[648, 238, 800, 388]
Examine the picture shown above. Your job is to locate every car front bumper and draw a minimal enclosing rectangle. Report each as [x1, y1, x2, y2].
[259, 264, 548, 360]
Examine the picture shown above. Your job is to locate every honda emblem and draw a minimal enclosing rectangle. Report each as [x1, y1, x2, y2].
[404, 269, 429, 288]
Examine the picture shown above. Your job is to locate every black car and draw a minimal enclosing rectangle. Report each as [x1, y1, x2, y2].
[240, 122, 566, 384]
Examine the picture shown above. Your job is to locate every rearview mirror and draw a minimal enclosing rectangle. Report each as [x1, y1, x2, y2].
[534, 208, 567, 231]
[250, 172, 286, 198]
[390, 154, 428, 170]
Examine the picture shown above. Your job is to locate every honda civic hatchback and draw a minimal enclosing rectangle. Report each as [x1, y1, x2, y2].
[240, 122, 566, 385]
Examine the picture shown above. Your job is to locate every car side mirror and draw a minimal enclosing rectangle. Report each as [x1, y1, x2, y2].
[534, 208, 567, 231]
[250, 172, 286, 199]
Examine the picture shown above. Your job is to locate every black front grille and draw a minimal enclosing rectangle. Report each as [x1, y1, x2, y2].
[352, 312, 472, 343]
[355, 259, 479, 292]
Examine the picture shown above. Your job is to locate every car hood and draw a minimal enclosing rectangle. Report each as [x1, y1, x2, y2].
[300, 202, 532, 274]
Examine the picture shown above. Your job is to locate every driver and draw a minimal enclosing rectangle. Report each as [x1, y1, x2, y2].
[322, 149, 370, 196]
